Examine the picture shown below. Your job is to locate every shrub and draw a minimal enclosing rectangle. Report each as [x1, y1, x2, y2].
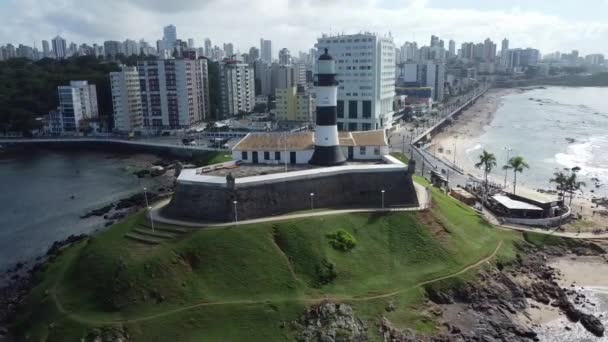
[326, 230, 357, 252]
[314, 258, 337, 287]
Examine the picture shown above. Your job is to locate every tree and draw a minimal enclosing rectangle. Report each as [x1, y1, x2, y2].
[475, 150, 497, 198]
[503, 156, 529, 195]
[549, 171, 568, 201]
[565, 167, 585, 207]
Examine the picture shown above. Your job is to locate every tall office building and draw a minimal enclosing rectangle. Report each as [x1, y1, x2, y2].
[500, 38, 509, 66]
[162, 25, 177, 52]
[448, 40, 456, 58]
[42, 40, 50, 58]
[204, 38, 212, 58]
[223, 43, 234, 58]
[57, 81, 99, 132]
[52, 36, 67, 59]
[316, 33, 396, 131]
[260, 38, 272, 63]
[138, 59, 210, 128]
[424, 63, 445, 102]
[278, 48, 291, 65]
[483, 38, 497, 62]
[248, 46, 260, 62]
[188, 38, 195, 48]
[219, 60, 255, 117]
[110, 66, 143, 132]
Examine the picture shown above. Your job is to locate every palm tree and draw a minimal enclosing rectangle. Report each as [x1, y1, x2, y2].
[549, 171, 568, 201]
[475, 150, 497, 198]
[565, 168, 586, 207]
[503, 156, 529, 195]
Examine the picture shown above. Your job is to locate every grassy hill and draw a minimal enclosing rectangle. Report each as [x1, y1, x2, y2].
[12, 182, 522, 341]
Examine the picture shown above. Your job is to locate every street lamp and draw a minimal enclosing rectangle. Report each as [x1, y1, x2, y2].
[381, 190, 386, 209]
[143, 187, 154, 231]
[310, 193, 315, 210]
[233, 200, 238, 223]
[148, 206, 155, 232]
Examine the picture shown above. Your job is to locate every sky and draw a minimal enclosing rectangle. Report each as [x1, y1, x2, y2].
[1, 0, 608, 56]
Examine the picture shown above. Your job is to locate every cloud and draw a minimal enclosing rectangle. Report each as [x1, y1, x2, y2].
[1, 0, 608, 56]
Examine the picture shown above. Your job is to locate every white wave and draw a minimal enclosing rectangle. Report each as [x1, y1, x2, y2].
[555, 135, 608, 181]
[465, 143, 483, 154]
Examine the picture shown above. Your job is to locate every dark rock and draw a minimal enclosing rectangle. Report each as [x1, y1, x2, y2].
[580, 313, 604, 337]
[80, 204, 114, 219]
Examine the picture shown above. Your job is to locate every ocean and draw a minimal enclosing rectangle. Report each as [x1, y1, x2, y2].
[464, 86, 608, 341]
[464, 86, 608, 198]
[0, 150, 155, 275]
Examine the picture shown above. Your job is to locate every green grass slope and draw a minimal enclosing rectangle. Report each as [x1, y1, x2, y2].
[12, 182, 521, 341]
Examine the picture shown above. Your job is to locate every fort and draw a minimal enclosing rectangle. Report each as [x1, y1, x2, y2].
[161, 155, 419, 222]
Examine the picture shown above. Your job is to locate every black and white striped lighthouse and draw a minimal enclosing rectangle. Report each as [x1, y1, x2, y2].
[309, 48, 347, 166]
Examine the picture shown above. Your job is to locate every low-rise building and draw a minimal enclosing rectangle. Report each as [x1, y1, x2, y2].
[231, 129, 388, 164]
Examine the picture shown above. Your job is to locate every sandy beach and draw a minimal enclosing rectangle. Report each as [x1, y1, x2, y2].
[429, 87, 608, 231]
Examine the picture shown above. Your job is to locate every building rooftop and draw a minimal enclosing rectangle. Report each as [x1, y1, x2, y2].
[233, 130, 387, 152]
[492, 194, 543, 211]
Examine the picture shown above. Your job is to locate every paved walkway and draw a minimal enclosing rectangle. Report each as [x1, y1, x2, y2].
[149, 182, 431, 229]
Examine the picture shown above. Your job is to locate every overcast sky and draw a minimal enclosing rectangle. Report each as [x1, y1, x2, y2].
[2, 0, 608, 56]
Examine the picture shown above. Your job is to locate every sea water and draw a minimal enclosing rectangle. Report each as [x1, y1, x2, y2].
[465, 86, 608, 198]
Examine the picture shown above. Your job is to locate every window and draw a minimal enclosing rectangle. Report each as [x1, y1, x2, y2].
[348, 123, 357, 131]
[275, 151, 281, 160]
[241, 151, 248, 160]
[362, 123, 372, 131]
[360, 146, 366, 155]
[362, 101, 372, 118]
[264, 151, 270, 160]
[348, 100, 357, 118]
[374, 147, 380, 155]
[337, 100, 344, 118]
[337, 122, 344, 131]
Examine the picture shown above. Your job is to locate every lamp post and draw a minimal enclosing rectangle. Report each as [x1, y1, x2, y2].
[233, 200, 238, 223]
[143, 187, 154, 231]
[381, 190, 386, 209]
[148, 206, 155, 232]
[310, 193, 315, 210]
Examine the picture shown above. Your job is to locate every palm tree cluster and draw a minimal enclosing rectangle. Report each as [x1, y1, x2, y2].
[475, 150, 530, 197]
[550, 166, 586, 207]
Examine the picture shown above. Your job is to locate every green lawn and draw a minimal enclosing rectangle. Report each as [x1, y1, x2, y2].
[390, 152, 410, 164]
[191, 151, 233, 167]
[12, 179, 524, 341]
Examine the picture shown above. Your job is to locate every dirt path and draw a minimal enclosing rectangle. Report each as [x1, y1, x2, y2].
[50, 240, 503, 325]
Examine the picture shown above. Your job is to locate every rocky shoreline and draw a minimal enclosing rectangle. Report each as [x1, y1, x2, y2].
[293, 240, 606, 341]
[0, 170, 176, 339]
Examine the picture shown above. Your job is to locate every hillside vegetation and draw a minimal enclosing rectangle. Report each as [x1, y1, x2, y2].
[12, 183, 521, 341]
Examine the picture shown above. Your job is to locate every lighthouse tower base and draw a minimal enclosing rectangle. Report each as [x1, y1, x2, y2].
[309, 145, 347, 166]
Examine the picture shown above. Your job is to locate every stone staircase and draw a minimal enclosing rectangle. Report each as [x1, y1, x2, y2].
[124, 220, 196, 245]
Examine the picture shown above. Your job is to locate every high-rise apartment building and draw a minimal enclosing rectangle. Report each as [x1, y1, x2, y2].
[104, 41, 123, 58]
[42, 40, 50, 58]
[260, 38, 272, 63]
[57, 81, 98, 132]
[52, 36, 67, 59]
[219, 60, 255, 117]
[138, 59, 209, 128]
[110, 66, 144, 132]
[278, 48, 291, 65]
[448, 40, 456, 58]
[316, 33, 396, 131]
[123, 39, 139, 56]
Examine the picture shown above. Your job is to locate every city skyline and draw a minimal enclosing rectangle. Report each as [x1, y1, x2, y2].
[1, 0, 608, 56]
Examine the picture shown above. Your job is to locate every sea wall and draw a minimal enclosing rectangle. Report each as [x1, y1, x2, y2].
[0, 139, 227, 159]
[163, 168, 419, 222]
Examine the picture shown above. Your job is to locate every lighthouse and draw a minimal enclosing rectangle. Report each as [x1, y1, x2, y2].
[309, 48, 347, 166]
